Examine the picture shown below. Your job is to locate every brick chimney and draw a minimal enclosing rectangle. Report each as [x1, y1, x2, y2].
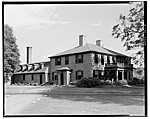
[27, 46, 32, 64]
[96, 40, 103, 47]
[79, 35, 84, 47]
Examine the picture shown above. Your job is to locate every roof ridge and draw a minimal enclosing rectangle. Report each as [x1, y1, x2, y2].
[86, 43, 92, 51]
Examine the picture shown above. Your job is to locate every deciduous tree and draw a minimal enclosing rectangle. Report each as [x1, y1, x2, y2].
[4, 24, 20, 82]
[112, 2, 145, 67]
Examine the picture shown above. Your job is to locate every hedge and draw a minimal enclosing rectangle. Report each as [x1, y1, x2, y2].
[76, 77, 101, 88]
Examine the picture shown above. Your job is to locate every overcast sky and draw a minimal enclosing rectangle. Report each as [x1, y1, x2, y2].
[4, 3, 134, 64]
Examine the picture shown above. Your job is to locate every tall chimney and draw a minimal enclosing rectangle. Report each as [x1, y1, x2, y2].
[27, 46, 32, 64]
[79, 35, 84, 46]
[96, 40, 103, 47]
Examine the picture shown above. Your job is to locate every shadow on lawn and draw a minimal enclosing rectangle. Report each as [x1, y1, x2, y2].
[45, 93, 145, 106]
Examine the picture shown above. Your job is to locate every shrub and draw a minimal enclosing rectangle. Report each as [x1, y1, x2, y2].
[115, 80, 128, 85]
[76, 77, 101, 88]
[133, 77, 140, 81]
[128, 80, 137, 85]
[100, 80, 105, 85]
[49, 80, 54, 85]
[70, 80, 78, 85]
[128, 77, 145, 85]
[105, 80, 112, 85]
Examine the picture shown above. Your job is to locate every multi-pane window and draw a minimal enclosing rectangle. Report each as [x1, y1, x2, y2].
[94, 53, 98, 64]
[76, 54, 83, 63]
[107, 56, 110, 64]
[65, 56, 69, 65]
[32, 74, 34, 80]
[76, 70, 83, 80]
[93, 70, 101, 79]
[55, 57, 61, 65]
[23, 74, 25, 80]
[101, 55, 104, 65]
[52, 72, 54, 80]
[124, 71, 127, 80]
[120, 58, 124, 63]
[112, 56, 116, 63]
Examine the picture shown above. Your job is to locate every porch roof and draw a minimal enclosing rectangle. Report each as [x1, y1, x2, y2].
[57, 67, 72, 71]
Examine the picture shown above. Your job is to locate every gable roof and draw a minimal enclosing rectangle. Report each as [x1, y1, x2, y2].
[49, 43, 129, 58]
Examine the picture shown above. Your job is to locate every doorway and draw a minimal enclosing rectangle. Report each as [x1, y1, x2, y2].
[60, 72, 64, 85]
[40, 74, 42, 84]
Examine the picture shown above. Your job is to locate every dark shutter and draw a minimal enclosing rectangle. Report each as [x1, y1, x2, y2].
[81, 71, 83, 78]
[76, 71, 78, 80]
[81, 54, 83, 63]
[95, 53, 98, 64]
[93, 70, 95, 77]
[75, 55, 78, 63]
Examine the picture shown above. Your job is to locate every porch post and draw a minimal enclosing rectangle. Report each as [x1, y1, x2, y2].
[58, 72, 61, 85]
[122, 70, 124, 80]
[116, 70, 118, 81]
[127, 71, 129, 81]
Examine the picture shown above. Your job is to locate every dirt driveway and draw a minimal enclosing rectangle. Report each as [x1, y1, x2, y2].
[4, 85, 145, 116]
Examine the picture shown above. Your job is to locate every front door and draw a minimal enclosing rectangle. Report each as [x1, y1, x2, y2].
[40, 74, 42, 84]
[60, 72, 64, 85]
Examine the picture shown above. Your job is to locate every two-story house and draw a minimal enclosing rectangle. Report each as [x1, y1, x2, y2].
[49, 35, 133, 86]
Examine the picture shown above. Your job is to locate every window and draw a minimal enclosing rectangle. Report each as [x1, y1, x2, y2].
[23, 74, 25, 80]
[107, 56, 110, 64]
[112, 57, 116, 63]
[32, 74, 34, 80]
[52, 72, 54, 80]
[76, 54, 83, 63]
[55, 57, 61, 65]
[124, 71, 127, 80]
[93, 70, 101, 79]
[65, 56, 69, 65]
[101, 55, 104, 65]
[76, 70, 83, 80]
[120, 58, 124, 63]
[94, 53, 98, 64]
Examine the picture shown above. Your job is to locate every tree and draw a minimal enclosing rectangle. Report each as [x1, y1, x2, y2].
[4, 24, 20, 82]
[112, 2, 145, 67]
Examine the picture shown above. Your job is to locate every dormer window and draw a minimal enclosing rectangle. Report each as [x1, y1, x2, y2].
[55, 57, 61, 65]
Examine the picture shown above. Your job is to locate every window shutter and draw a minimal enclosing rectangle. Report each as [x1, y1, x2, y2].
[75, 55, 77, 63]
[81, 71, 83, 78]
[93, 70, 95, 77]
[76, 71, 78, 80]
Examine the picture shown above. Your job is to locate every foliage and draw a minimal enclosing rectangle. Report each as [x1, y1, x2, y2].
[112, 2, 145, 67]
[100, 79, 112, 85]
[4, 24, 20, 81]
[76, 77, 101, 88]
[127, 80, 137, 85]
[127, 77, 145, 85]
[133, 68, 144, 79]
[115, 80, 128, 85]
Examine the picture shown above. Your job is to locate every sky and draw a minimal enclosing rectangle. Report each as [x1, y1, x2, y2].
[4, 3, 135, 64]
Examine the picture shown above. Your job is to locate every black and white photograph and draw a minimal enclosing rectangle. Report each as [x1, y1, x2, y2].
[3, 1, 146, 117]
